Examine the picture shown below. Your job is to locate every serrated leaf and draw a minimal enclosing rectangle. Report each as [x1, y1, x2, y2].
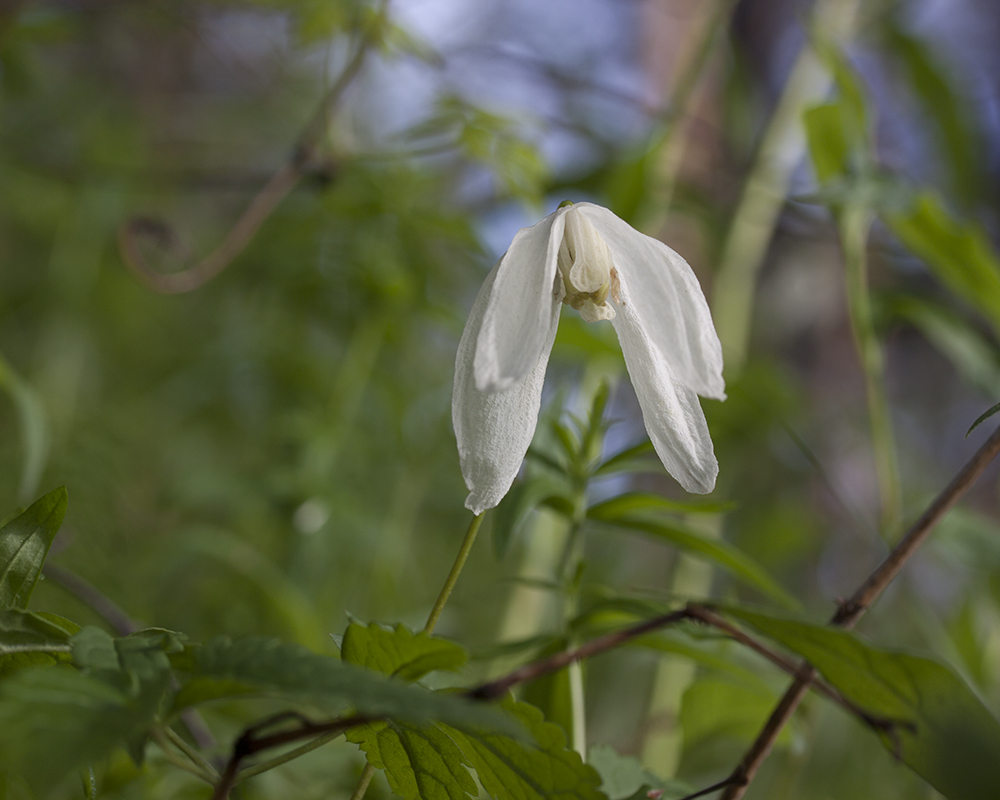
[724, 606, 1000, 800]
[597, 517, 799, 610]
[587, 492, 732, 520]
[0, 487, 67, 609]
[0, 666, 149, 794]
[0, 609, 77, 654]
[170, 636, 518, 736]
[444, 697, 606, 800]
[347, 720, 477, 800]
[341, 622, 467, 682]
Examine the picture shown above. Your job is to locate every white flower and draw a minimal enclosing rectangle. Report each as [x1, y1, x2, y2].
[452, 202, 725, 515]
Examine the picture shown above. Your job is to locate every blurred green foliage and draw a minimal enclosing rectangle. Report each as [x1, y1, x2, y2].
[3, 1, 1000, 799]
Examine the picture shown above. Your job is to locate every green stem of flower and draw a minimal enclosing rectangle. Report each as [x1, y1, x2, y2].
[150, 727, 217, 785]
[842, 202, 901, 536]
[423, 511, 486, 635]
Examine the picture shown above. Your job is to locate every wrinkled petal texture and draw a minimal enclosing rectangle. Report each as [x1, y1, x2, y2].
[611, 275, 719, 493]
[576, 203, 725, 400]
[474, 209, 565, 392]
[454, 262, 562, 514]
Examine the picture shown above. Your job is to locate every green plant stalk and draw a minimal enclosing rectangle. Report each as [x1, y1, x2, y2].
[842, 202, 902, 536]
[164, 725, 220, 781]
[150, 727, 217, 784]
[560, 513, 588, 758]
[711, 0, 861, 373]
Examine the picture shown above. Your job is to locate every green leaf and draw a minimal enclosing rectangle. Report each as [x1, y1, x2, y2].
[341, 622, 467, 682]
[0, 487, 67, 609]
[587, 492, 731, 520]
[805, 102, 853, 185]
[170, 636, 517, 736]
[597, 517, 799, 610]
[0, 609, 77, 655]
[347, 720, 477, 800]
[884, 192, 1000, 333]
[592, 442, 661, 478]
[71, 627, 182, 764]
[443, 697, 606, 800]
[724, 606, 1000, 800]
[587, 744, 690, 800]
[967, 402, 1000, 438]
[0, 667, 149, 795]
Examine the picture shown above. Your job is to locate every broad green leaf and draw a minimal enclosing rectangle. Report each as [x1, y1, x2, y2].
[170, 636, 517, 735]
[884, 192, 1000, 333]
[0, 666, 147, 795]
[587, 744, 690, 800]
[725, 606, 1000, 800]
[341, 622, 467, 682]
[0, 487, 67, 609]
[586, 492, 731, 520]
[347, 720, 477, 800]
[597, 517, 799, 610]
[443, 697, 606, 800]
[0, 609, 77, 655]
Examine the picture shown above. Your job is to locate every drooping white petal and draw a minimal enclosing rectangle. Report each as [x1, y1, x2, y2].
[576, 203, 726, 400]
[474, 209, 566, 392]
[611, 276, 718, 493]
[454, 262, 562, 514]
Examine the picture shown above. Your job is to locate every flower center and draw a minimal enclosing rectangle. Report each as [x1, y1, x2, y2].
[556, 207, 619, 323]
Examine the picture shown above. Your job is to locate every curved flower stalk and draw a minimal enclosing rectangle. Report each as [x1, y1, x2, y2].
[452, 202, 725, 515]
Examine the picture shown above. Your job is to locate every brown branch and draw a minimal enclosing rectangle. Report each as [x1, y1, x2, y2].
[718, 422, 1000, 800]
[118, 10, 378, 295]
[211, 712, 375, 800]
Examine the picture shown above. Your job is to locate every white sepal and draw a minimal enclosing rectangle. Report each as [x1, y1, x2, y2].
[611, 275, 718, 493]
[454, 261, 562, 514]
[577, 203, 726, 400]
[474, 210, 565, 392]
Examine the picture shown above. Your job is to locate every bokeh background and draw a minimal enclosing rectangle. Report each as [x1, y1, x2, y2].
[3, 0, 1000, 797]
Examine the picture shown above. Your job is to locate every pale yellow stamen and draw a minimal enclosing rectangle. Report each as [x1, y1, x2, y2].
[556, 207, 617, 322]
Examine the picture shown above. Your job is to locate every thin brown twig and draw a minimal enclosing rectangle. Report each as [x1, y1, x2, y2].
[718, 422, 1000, 800]
[118, 7, 379, 295]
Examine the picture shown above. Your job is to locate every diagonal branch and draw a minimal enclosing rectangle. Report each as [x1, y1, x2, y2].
[717, 422, 1000, 800]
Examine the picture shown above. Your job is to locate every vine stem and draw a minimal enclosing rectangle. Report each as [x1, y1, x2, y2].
[717, 422, 1000, 800]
